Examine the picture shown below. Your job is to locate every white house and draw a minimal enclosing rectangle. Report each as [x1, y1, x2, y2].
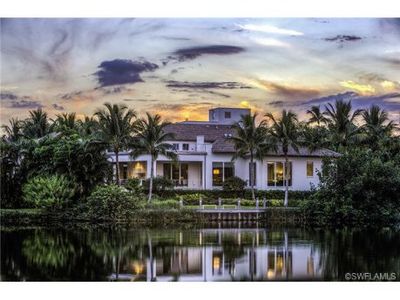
[108, 107, 340, 191]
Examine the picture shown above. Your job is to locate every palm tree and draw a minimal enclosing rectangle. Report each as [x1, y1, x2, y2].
[131, 113, 177, 202]
[323, 100, 362, 150]
[307, 106, 327, 126]
[230, 113, 271, 200]
[361, 105, 396, 149]
[265, 110, 300, 207]
[2, 118, 22, 143]
[52, 113, 78, 134]
[77, 116, 99, 137]
[95, 103, 136, 185]
[22, 108, 51, 138]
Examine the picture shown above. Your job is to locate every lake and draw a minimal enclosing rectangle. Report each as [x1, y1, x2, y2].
[1, 225, 400, 281]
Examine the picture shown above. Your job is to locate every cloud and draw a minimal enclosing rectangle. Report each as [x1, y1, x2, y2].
[301, 91, 400, 113]
[95, 86, 133, 95]
[60, 90, 83, 100]
[94, 59, 159, 87]
[1, 92, 44, 109]
[169, 88, 231, 98]
[172, 45, 245, 61]
[0, 92, 19, 100]
[340, 80, 376, 95]
[323, 35, 362, 42]
[52, 103, 65, 111]
[380, 56, 400, 67]
[7, 100, 44, 109]
[165, 81, 252, 89]
[237, 24, 303, 36]
[253, 37, 290, 48]
[379, 18, 400, 35]
[253, 79, 321, 99]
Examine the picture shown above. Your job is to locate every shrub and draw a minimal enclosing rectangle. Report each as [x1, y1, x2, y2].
[222, 176, 247, 192]
[86, 184, 145, 220]
[124, 178, 143, 194]
[143, 176, 174, 196]
[147, 199, 181, 210]
[22, 175, 76, 210]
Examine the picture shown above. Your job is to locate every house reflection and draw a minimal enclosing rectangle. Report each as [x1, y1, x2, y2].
[109, 229, 322, 281]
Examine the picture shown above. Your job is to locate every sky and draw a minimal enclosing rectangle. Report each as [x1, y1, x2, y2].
[1, 18, 399, 125]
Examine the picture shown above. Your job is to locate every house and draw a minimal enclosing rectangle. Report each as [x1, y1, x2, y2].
[108, 107, 340, 191]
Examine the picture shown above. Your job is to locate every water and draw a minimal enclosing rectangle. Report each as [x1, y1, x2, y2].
[1, 226, 400, 281]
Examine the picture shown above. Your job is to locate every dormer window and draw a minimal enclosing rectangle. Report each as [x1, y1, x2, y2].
[182, 143, 189, 151]
[172, 143, 179, 151]
[224, 111, 231, 119]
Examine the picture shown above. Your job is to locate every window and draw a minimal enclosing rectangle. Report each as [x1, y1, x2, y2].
[224, 111, 231, 119]
[267, 161, 292, 187]
[132, 161, 147, 179]
[121, 163, 128, 180]
[163, 163, 188, 186]
[212, 162, 235, 186]
[249, 162, 257, 186]
[172, 143, 179, 151]
[307, 161, 314, 177]
[182, 143, 189, 151]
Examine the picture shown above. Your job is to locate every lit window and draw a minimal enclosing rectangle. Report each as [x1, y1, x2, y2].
[212, 162, 235, 186]
[224, 111, 231, 119]
[182, 143, 189, 151]
[267, 161, 292, 187]
[307, 161, 314, 177]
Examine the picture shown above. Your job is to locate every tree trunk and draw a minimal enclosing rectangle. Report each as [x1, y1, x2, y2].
[250, 154, 255, 201]
[115, 150, 120, 186]
[148, 157, 154, 203]
[284, 154, 289, 207]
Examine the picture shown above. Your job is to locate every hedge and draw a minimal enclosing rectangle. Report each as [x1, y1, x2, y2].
[155, 189, 313, 201]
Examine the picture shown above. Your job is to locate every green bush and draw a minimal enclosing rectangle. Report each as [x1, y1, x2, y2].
[222, 176, 246, 192]
[86, 184, 145, 220]
[147, 199, 181, 210]
[143, 176, 174, 196]
[159, 189, 312, 200]
[22, 175, 76, 210]
[124, 178, 143, 194]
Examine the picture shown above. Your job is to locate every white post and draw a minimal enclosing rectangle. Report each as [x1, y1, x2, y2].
[263, 197, 266, 208]
[179, 196, 183, 209]
[199, 196, 203, 209]
[256, 197, 259, 209]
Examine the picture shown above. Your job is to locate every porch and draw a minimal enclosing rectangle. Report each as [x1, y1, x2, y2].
[116, 160, 204, 189]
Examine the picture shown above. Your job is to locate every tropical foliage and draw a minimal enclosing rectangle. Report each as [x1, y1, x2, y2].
[22, 175, 76, 210]
[131, 113, 177, 202]
[85, 184, 145, 220]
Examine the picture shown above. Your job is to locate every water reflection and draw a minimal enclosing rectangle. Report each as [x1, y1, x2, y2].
[1, 226, 400, 281]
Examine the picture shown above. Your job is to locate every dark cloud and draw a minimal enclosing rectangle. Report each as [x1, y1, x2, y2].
[52, 103, 65, 111]
[0, 92, 18, 100]
[8, 100, 44, 109]
[95, 86, 133, 95]
[301, 91, 400, 112]
[1, 92, 44, 109]
[94, 59, 159, 87]
[123, 99, 158, 102]
[268, 100, 284, 106]
[170, 88, 230, 98]
[380, 56, 400, 67]
[171, 45, 245, 61]
[257, 80, 321, 100]
[323, 35, 362, 42]
[60, 90, 83, 100]
[166, 81, 252, 89]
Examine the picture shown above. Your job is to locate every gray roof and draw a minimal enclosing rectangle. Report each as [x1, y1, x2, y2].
[164, 123, 340, 157]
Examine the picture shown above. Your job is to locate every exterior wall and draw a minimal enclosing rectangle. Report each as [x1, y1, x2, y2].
[107, 146, 323, 191]
[208, 108, 250, 124]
